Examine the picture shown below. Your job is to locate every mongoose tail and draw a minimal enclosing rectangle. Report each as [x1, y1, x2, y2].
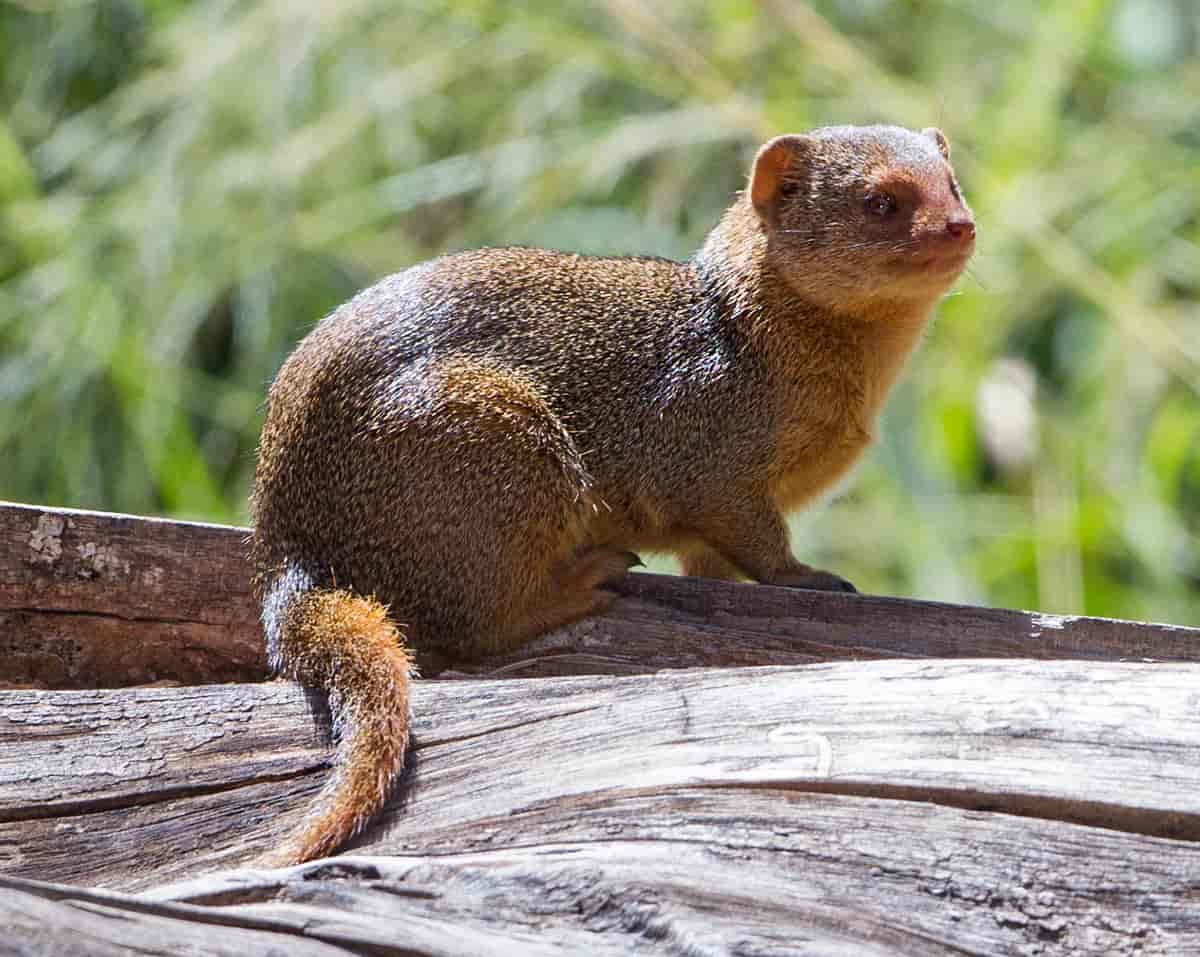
[261, 569, 413, 864]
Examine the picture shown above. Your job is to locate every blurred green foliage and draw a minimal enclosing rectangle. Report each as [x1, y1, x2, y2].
[1, 0, 1197, 623]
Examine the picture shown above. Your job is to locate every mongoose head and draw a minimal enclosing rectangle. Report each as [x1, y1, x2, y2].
[749, 125, 975, 316]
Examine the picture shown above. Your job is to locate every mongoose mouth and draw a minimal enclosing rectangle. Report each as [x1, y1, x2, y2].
[906, 226, 976, 274]
[890, 244, 973, 276]
[884, 239, 973, 295]
[916, 246, 974, 271]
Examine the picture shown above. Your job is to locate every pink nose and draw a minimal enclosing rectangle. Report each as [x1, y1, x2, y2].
[947, 218, 976, 241]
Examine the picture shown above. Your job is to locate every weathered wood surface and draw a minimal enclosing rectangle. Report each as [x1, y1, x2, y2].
[4, 498, 1200, 954]
[4, 804, 1199, 957]
[0, 502, 263, 688]
[2, 661, 1199, 955]
[3, 501, 1197, 689]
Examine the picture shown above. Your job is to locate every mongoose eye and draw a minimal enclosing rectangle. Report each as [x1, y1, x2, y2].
[948, 176, 962, 201]
[864, 192, 897, 217]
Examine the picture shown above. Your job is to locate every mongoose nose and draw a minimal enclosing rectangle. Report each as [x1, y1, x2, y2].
[946, 218, 976, 241]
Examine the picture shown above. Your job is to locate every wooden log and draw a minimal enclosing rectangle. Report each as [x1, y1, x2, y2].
[4, 794, 1200, 957]
[1, 661, 1197, 880]
[0, 502, 263, 688]
[1, 660, 1199, 955]
[3, 501, 1198, 689]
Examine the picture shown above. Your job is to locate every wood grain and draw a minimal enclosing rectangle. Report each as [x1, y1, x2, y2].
[0, 502, 263, 688]
[1, 660, 1199, 955]
[2, 661, 1199, 882]
[3, 501, 1197, 689]
[5, 499, 1200, 954]
[4, 796, 1199, 957]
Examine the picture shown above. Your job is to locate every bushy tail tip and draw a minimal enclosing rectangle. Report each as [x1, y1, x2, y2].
[263, 582, 413, 865]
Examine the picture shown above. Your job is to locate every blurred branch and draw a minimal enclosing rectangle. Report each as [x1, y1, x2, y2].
[604, 0, 770, 137]
[1021, 218, 1200, 392]
[758, 0, 933, 123]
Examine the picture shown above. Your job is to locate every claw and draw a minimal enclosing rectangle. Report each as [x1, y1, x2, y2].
[763, 568, 858, 594]
[806, 571, 857, 593]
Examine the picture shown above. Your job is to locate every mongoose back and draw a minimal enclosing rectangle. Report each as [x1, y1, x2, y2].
[251, 124, 976, 863]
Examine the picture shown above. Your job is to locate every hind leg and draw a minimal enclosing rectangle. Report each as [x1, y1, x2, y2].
[495, 547, 641, 648]
[358, 356, 631, 659]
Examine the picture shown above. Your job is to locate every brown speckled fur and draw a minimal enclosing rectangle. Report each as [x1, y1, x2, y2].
[251, 125, 975, 863]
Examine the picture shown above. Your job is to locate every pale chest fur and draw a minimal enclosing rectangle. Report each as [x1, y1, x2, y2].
[767, 311, 931, 512]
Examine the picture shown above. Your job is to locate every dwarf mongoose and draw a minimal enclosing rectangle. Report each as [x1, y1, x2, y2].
[251, 123, 976, 863]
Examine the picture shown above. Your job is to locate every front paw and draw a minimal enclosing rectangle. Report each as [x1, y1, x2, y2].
[762, 569, 858, 593]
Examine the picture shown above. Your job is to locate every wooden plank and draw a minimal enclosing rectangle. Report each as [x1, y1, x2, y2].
[3, 501, 1198, 688]
[1, 661, 1198, 892]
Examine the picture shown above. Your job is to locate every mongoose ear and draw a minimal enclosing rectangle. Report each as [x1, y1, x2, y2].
[922, 127, 951, 161]
[749, 135, 811, 224]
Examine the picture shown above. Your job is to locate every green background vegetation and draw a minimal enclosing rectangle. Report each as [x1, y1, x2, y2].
[1, 0, 1197, 623]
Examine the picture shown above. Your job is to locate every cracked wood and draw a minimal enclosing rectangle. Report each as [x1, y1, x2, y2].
[2, 661, 1199, 882]
[1, 660, 1199, 955]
